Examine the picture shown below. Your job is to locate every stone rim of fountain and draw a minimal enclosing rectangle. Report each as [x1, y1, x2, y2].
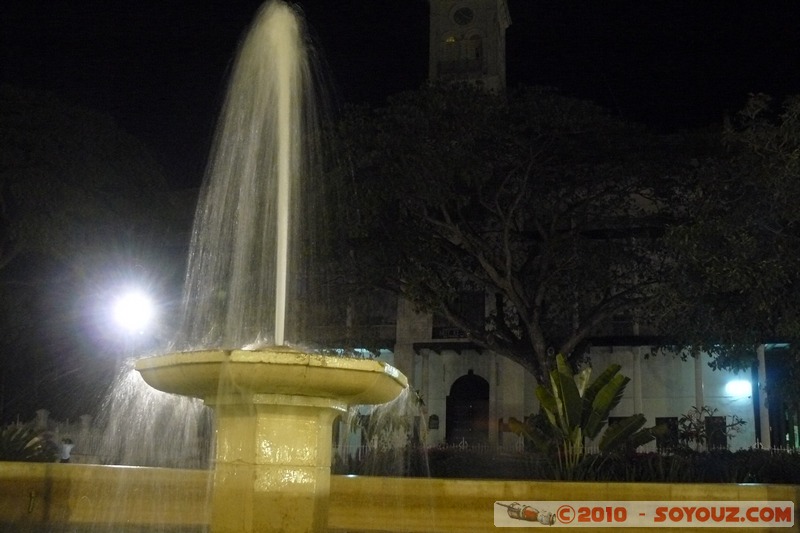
[134, 346, 408, 405]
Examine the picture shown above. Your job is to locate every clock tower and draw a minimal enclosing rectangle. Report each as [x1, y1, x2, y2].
[428, 0, 511, 91]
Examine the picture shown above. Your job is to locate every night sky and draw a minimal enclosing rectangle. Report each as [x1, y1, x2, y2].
[3, 0, 800, 188]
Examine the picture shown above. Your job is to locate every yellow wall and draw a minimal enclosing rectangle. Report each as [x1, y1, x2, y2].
[0, 463, 796, 532]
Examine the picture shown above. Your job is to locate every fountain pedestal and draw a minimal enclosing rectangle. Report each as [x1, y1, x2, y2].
[135, 347, 407, 533]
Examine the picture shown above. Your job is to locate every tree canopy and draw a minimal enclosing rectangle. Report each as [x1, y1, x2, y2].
[328, 84, 692, 383]
[663, 94, 800, 365]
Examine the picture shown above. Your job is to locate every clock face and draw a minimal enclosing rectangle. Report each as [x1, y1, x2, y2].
[453, 7, 474, 26]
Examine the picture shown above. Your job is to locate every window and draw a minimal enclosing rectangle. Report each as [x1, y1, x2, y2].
[464, 34, 482, 60]
[611, 313, 634, 336]
[705, 416, 728, 450]
[437, 34, 484, 77]
[453, 7, 474, 26]
[655, 417, 679, 451]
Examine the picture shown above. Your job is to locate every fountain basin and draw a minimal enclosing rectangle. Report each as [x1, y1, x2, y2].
[134, 347, 408, 533]
[135, 347, 407, 404]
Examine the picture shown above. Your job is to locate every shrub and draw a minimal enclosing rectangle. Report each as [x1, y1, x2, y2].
[337, 446, 800, 483]
[0, 423, 58, 462]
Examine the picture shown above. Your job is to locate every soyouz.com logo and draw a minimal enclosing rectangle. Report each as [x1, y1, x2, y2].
[493, 501, 795, 528]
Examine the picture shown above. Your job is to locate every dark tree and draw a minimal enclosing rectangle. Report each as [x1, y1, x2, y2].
[328, 84, 688, 383]
[664, 94, 800, 362]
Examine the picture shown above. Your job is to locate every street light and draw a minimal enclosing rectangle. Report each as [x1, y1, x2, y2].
[112, 289, 155, 335]
[725, 379, 751, 398]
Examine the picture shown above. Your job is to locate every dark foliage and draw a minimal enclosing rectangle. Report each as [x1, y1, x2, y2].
[328, 83, 689, 383]
[336, 446, 800, 484]
[0, 423, 58, 462]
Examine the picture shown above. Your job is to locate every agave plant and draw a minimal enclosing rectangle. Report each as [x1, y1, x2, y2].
[511, 354, 661, 478]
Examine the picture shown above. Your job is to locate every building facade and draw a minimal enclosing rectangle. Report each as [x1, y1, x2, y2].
[387, 297, 765, 451]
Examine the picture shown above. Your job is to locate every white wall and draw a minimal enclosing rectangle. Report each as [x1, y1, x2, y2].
[385, 342, 757, 450]
[590, 348, 756, 450]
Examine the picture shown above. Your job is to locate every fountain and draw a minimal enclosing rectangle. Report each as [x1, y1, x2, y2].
[132, 2, 407, 532]
[2, 2, 799, 531]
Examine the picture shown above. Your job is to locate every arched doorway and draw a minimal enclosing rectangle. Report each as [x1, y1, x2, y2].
[446, 369, 489, 445]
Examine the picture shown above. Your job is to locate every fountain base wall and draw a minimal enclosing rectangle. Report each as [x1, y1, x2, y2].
[210, 396, 344, 532]
[0, 462, 797, 532]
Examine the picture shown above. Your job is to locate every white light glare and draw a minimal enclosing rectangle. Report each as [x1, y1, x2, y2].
[113, 290, 154, 333]
[725, 379, 751, 398]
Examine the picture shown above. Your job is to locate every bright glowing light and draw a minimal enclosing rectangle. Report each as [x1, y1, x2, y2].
[112, 290, 155, 333]
[725, 379, 751, 398]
